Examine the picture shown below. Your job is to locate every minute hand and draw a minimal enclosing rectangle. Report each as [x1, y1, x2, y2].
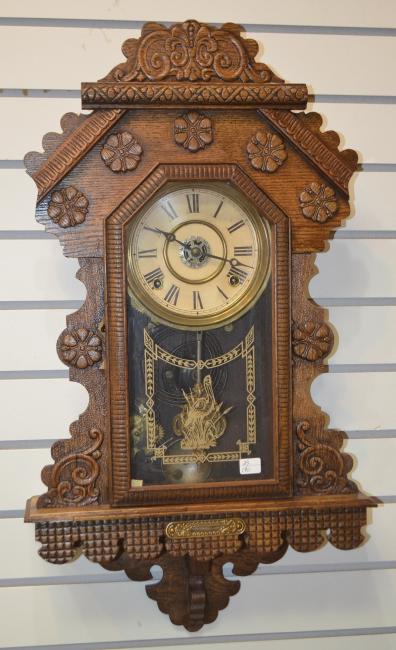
[204, 251, 254, 270]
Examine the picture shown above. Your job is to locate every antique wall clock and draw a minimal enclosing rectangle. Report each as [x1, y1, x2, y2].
[24, 20, 378, 631]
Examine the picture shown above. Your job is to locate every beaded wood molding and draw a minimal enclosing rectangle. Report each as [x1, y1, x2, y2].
[24, 18, 377, 633]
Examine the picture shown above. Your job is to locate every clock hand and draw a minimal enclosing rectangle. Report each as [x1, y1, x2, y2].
[154, 227, 188, 248]
[203, 251, 254, 270]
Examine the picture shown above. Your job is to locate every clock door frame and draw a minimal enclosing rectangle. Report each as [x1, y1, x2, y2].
[105, 163, 292, 506]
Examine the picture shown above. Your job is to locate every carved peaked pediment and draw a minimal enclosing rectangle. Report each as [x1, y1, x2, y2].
[102, 20, 282, 83]
[24, 18, 378, 633]
[81, 19, 307, 109]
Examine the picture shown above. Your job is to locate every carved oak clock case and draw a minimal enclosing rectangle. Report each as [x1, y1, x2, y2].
[24, 20, 378, 631]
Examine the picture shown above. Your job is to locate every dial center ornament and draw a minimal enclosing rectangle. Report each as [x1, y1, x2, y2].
[163, 220, 226, 283]
[179, 235, 211, 268]
[126, 182, 271, 329]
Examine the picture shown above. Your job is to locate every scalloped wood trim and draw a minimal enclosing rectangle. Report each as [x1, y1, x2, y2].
[37, 258, 108, 508]
[260, 108, 358, 195]
[33, 505, 369, 630]
[25, 109, 126, 202]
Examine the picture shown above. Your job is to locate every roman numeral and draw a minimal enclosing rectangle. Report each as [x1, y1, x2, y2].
[186, 193, 199, 213]
[227, 219, 245, 234]
[212, 200, 224, 218]
[234, 245, 253, 257]
[138, 248, 157, 258]
[217, 286, 229, 300]
[193, 291, 203, 310]
[161, 201, 179, 220]
[227, 267, 248, 283]
[164, 284, 180, 305]
[143, 267, 164, 285]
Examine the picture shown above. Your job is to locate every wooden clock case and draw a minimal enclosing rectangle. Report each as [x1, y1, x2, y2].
[24, 20, 378, 631]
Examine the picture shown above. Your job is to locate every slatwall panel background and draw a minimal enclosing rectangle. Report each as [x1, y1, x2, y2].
[0, 1, 395, 648]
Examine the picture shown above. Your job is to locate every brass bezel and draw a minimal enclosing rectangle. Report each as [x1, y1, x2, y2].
[126, 181, 272, 330]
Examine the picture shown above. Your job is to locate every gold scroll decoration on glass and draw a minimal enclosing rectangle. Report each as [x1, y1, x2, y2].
[144, 326, 256, 465]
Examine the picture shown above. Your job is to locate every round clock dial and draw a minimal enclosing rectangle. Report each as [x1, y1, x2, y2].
[126, 182, 271, 329]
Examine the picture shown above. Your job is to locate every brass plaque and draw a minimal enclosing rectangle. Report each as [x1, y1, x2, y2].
[165, 518, 246, 539]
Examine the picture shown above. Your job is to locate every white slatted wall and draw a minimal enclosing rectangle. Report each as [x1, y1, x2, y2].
[0, 1, 395, 648]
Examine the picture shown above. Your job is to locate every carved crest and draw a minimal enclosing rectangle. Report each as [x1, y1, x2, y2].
[102, 20, 281, 84]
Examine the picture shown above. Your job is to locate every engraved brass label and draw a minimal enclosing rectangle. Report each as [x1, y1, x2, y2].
[166, 518, 246, 539]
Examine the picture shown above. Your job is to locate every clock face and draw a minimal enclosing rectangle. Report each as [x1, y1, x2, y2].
[126, 182, 271, 329]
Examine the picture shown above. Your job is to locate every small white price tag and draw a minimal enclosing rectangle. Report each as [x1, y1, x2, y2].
[239, 457, 261, 475]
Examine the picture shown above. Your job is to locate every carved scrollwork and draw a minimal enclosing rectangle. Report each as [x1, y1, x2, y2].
[247, 130, 287, 173]
[47, 186, 89, 228]
[102, 20, 281, 84]
[174, 111, 213, 151]
[39, 428, 104, 507]
[58, 327, 102, 369]
[295, 421, 357, 495]
[292, 321, 332, 361]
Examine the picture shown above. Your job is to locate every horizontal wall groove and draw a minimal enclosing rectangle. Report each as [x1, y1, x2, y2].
[329, 363, 396, 373]
[2, 497, 395, 519]
[314, 94, 396, 104]
[2, 562, 396, 590]
[377, 495, 396, 503]
[359, 163, 396, 172]
[0, 370, 68, 380]
[334, 231, 396, 239]
[0, 440, 57, 450]
[0, 430, 394, 451]
[346, 429, 396, 439]
[0, 300, 83, 310]
[0, 510, 24, 519]
[2, 90, 396, 104]
[4, 627, 396, 650]
[2, 365, 396, 380]
[5, 230, 396, 242]
[0, 160, 24, 169]
[1, 17, 396, 36]
[315, 298, 396, 307]
[3, 161, 396, 172]
[0, 231, 53, 240]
